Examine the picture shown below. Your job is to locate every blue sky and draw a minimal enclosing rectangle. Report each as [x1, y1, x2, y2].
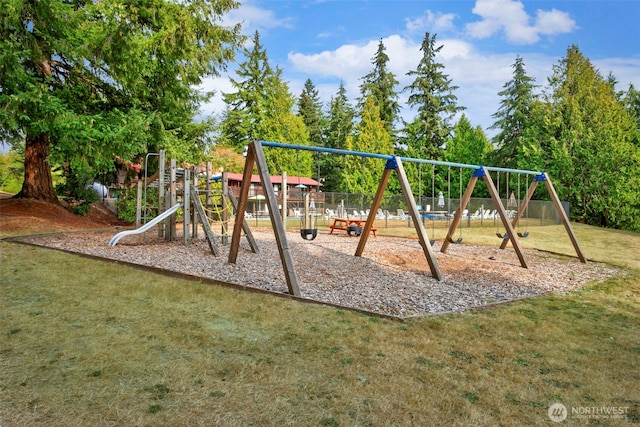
[203, 0, 640, 136]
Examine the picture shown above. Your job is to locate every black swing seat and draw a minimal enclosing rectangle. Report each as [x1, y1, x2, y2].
[496, 232, 509, 239]
[300, 228, 318, 241]
[517, 231, 529, 238]
[347, 224, 362, 237]
[446, 235, 463, 244]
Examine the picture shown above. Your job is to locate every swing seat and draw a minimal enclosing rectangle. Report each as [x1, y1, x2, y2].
[430, 239, 436, 246]
[447, 236, 463, 244]
[517, 231, 529, 238]
[300, 228, 318, 241]
[496, 232, 509, 239]
[347, 224, 362, 237]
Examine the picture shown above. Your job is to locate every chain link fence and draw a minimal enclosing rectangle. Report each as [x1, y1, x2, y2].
[313, 192, 568, 228]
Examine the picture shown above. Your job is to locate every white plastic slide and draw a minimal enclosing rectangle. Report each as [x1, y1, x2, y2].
[108, 203, 182, 246]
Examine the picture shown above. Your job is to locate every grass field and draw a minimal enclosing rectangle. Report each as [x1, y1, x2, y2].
[1, 221, 639, 426]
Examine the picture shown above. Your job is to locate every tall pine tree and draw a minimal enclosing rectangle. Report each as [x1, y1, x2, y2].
[490, 56, 538, 170]
[402, 32, 464, 161]
[297, 79, 326, 146]
[219, 31, 311, 176]
[220, 31, 271, 149]
[358, 40, 401, 137]
[322, 83, 355, 192]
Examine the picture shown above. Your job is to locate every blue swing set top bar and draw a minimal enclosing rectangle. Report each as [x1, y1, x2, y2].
[258, 140, 545, 177]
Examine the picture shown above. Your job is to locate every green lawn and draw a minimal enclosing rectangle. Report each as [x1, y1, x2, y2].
[1, 222, 639, 426]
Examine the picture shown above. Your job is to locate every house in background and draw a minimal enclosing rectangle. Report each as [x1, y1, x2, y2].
[224, 173, 323, 216]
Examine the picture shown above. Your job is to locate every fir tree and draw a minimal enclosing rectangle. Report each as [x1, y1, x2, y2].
[358, 40, 401, 137]
[402, 32, 465, 161]
[322, 83, 355, 192]
[297, 79, 326, 146]
[220, 31, 272, 150]
[490, 56, 538, 170]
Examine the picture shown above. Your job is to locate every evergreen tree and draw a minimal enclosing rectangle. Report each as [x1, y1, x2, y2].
[358, 40, 401, 137]
[219, 32, 311, 176]
[623, 84, 640, 131]
[297, 79, 326, 146]
[402, 32, 465, 161]
[490, 56, 539, 170]
[220, 31, 272, 149]
[543, 45, 639, 230]
[322, 83, 355, 192]
[0, 0, 243, 202]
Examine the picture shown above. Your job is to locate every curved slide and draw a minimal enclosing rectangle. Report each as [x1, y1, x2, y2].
[109, 203, 182, 246]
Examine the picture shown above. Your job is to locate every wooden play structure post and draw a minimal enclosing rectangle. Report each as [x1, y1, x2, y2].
[158, 150, 166, 238]
[540, 174, 587, 263]
[135, 180, 143, 229]
[221, 171, 229, 245]
[167, 158, 177, 241]
[183, 169, 191, 245]
[281, 171, 288, 225]
[191, 167, 198, 239]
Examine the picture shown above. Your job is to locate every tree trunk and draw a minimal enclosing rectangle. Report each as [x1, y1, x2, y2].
[16, 132, 60, 204]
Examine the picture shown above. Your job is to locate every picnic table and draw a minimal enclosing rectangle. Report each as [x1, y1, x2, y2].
[329, 217, 378, 237]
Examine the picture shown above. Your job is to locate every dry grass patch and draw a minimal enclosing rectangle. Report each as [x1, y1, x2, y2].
[1, 241, 639, 426]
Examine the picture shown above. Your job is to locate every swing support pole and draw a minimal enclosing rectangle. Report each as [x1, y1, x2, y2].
[356, 157, 443, 281]
[245, 140, 586, 285]
[229, 140, 301, 296]
[442, 171, 478, 252]
[441, 167, 529, 268]
[540, 173, 587, 263]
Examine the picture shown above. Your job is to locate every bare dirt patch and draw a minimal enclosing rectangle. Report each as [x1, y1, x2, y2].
[0, 197, 129, 236]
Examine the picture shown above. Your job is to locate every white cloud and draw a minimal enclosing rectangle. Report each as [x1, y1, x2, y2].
[204, 1, 637, 138]
[405, 10, 458, 33]
[534, 8, 578, 37]
[223, 1, 294, 34]
[466, 0, 576, 44]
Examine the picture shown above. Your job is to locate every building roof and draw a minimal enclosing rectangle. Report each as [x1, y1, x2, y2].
[225, 173, 321, 187]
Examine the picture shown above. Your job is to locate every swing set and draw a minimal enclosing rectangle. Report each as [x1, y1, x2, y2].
[229, 140, 586, 297]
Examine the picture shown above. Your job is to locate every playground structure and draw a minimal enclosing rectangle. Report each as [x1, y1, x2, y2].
[229, 140, 587, 297]
[109, 150, 260, 256]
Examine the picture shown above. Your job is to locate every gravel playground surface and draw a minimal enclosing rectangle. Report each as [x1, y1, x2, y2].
[19, 228, 624, 319]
